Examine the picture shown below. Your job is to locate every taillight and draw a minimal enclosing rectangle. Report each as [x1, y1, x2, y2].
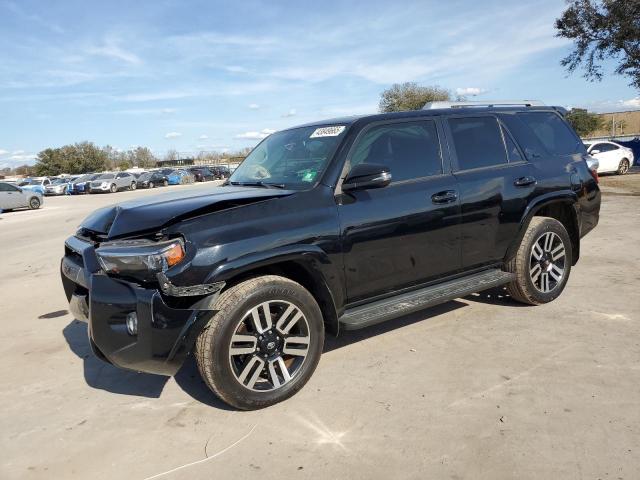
[589, 168, 599, 183]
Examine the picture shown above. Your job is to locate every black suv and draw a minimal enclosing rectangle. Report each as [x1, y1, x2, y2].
[211, 165, 231, 179]
[60, 103, 600, 409]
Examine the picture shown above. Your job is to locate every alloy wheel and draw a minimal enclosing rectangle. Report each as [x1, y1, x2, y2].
[29, 198, 40, 209]
[619, 159, 629, 174]
[529, 231, 566, 293]
[228, 300, 310, 391]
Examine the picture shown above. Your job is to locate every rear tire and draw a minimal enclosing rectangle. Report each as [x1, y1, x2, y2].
[149, 181, 154, 188]
[617, 158, 630, 175]
[505, 217, 572, 305]
[195, 275, 324, 410]
[130, 182, 137, 190]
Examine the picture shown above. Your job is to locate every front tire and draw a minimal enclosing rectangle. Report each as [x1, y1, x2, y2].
[29, 197, 41, 209]
[195, 275, 324, 410]
[130, 182, 137, 190]
[505, 217, 572, 305]
[617, 158, 630, 175]
[110, 183, 117, 193]
[148, 181, 154, 189]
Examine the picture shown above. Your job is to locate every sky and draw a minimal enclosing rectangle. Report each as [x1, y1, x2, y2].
[1, 0, 639, 169]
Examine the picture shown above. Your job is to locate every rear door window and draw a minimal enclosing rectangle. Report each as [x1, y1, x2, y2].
[517, 112, 583, 156]
[448, 116, 507, 170]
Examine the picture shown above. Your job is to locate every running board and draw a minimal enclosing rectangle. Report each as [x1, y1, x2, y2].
[339, 269, 514, 330]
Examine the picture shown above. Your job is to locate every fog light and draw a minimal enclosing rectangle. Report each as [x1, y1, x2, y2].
[126, 312, 138, 336]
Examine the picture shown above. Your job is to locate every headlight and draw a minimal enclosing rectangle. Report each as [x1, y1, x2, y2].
[96, 238, 185, 281]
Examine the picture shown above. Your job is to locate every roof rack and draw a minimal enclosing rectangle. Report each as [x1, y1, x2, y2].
[423, 100, 546, 110]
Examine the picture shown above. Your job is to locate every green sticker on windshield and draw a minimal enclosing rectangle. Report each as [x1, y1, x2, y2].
[301, 170, 317, 182]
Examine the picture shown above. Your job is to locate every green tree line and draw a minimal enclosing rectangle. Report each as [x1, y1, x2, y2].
[33, 143, 158, 176]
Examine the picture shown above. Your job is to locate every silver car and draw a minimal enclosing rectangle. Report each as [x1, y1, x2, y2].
[0, 181, 44, 211]
[88, 172, 137, 193]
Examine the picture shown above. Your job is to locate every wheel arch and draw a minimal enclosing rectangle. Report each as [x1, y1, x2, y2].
[208, 246, 343, 336]
[505, 193, 580, 266]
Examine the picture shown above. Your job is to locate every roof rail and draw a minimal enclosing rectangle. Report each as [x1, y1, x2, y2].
[423, 100, 546, 110]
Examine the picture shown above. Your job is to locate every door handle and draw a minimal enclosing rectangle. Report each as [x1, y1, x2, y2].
[514, 176, 536, 187]
[431, 190, 458, 204]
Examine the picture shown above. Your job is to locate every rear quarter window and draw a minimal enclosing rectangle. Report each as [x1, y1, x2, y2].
[517, 112, 584, 156]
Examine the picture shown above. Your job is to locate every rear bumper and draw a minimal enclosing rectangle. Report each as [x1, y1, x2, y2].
[60, 236, 216, 376]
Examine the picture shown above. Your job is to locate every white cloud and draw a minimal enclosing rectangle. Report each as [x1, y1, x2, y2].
[621, 97, 640, 109]
[12, 150, 25, 155]
[282, 108, 297, 117]
[248, 103, 260, 110]
[225, 65, 249, 74]
[199, 134, 209, 140]
[235, 128, 276, 140]
[86, 37, 141, 65]
[0, 149, 8, 156]
[456, 87, 488, 97]
[165, 132, 182, 139]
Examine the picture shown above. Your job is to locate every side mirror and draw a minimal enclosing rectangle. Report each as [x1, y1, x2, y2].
[342, 163, 392, 192]
[590, 149, 600, 154]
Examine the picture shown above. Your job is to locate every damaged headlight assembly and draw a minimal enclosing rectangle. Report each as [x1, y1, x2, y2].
[95, 238, 225, 297]
[96, 238, 186, 282]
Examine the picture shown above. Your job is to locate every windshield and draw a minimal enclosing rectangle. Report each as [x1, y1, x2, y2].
[20, 179, 39, 185]
[229, 125, 347, 189]
[51, 178, 68, 185]
[96, 173, 114, 180]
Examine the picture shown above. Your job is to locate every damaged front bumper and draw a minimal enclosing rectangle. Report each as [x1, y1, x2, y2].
[60, 235, 221, 376]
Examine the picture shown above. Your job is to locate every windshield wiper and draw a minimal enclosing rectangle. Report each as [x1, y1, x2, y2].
[228, 181, 286, 189]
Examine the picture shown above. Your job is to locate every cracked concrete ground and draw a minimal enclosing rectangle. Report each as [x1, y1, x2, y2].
[0, 182, 638, 480]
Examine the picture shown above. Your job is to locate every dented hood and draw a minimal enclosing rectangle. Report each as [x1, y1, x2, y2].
[80, 186, 293, 239]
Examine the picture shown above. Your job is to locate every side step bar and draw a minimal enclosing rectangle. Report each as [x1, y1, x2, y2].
[339, 269, 514, 330]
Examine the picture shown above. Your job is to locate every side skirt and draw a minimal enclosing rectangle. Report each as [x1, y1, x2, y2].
[339, 269, 514, 330]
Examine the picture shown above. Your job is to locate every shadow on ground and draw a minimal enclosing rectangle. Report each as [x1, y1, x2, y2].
[59, 291, 520, 406]
[62, 320, 169, 398]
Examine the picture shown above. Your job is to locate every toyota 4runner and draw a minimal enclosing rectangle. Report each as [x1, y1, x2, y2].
[61, 101, 600, 409]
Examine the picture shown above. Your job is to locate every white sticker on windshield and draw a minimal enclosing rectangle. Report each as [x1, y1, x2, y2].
[310, 126, 345, 138]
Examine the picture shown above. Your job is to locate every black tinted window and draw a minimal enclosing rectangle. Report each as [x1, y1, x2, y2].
[502, 127, 524, 162]
[350, 120, 442, 181]
[0, 182, 19, 192]
[448, 116, 507, 170]
[517, 112, 582, 156]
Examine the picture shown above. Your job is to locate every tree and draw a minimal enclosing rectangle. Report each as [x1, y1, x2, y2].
[565, 108, 605, 136]
[34, 142, 108, 176]
[556, 0, 640, 90]
[379, 83, 452, 112]
[164, 149, 180, 162]
[131, 147, 157, 168]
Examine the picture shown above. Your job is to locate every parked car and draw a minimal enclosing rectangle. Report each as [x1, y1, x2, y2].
[88, 172, 137, 193]
[61, 101, 600, 410]
[45, 177, 77, 196]
[68, 174, 99, 194]
[136, 171, 169, 188]
[583, 140, 635, 174]
[167, 169, 195, 185]
[19, 177, 51, 195]
[157, 168, 177, 176]
[0, 181, 43, 211]
[189, 167, 216, 182]
[211, 165, 231, 179]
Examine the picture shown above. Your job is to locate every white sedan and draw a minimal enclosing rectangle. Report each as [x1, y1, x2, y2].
[584, 141, 635, 175]
[0, 181, 44, 211]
